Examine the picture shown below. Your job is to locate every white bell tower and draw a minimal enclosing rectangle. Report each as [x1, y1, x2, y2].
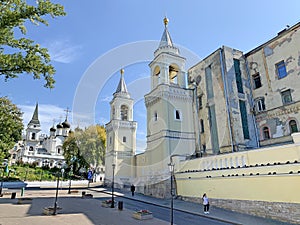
[105, 69, 137, 187]
[144, 17, 196, 178]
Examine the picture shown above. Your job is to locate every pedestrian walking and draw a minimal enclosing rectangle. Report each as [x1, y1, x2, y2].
[202, 193, 209, 214]
[131, 184, 135, 196]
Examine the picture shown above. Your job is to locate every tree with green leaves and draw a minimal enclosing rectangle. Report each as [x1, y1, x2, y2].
[63, 125, 106, 176]
[0, 96, 24, 161]
[0, 0, 66, 88]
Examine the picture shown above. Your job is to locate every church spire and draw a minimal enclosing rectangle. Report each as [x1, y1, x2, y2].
[158, 16, 174, 48]
[115, 68, 128, 94]
[155, 17, 179, 57]
[28, 103, 40, 126]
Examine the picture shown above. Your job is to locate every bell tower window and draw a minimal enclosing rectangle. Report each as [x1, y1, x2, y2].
[169, 64, 179, 84]
[121, 105, 128, 120]
[31, 133, 36, 140]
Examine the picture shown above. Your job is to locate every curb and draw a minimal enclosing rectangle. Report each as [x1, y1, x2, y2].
[89, 188, 242, 225]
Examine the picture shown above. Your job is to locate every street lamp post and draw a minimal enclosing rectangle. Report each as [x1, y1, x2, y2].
[53, 172, 60, 215]
[167, 153, 191, 224]
[111, 163, 116, 208]
[68, 165, 73, 194]
[168, 162, 175, 225]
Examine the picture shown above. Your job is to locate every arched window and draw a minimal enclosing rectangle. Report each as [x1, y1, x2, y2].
[289, 120, 298, 133]
[169, 64, 179, 84]
[29, 146, 34, 151]
[120, 105, 128, 120]
[263, 127, 270, 139]
[31, 133, 36, 140]
[123, 136, 126, 142]
[153, 66, 161, 85]
[57, 148, 61, 154]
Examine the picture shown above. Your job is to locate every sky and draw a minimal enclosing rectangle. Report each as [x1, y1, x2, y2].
[1, 0, 300, 152]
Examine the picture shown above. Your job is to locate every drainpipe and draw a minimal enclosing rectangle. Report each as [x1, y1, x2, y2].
[244, 58, 260, 148]
[219, 48, 234, 153]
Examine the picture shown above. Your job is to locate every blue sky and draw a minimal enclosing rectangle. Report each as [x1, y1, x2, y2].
[1, 0, 300, 152]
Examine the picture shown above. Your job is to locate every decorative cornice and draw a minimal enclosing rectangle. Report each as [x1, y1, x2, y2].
[145, 84, 193, 107]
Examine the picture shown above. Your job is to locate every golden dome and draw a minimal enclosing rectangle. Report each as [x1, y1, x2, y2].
[120, 68, 124, 75]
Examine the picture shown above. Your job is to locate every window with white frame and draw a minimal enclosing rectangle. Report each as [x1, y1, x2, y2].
[255, 97, 266, 112]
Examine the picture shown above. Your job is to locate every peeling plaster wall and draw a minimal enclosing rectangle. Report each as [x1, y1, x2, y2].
[188, 50, 230, 154]
[246, 24, 300, 144]
[188, 47, 258, 154]
[222, 46, 258, 149]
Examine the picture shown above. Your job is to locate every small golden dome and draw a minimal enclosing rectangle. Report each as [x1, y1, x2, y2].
[163, 17, 169, 26]
[120, 68, 124, 75]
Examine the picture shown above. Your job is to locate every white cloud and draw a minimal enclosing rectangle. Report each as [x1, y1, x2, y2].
[46, 40, 82, 63]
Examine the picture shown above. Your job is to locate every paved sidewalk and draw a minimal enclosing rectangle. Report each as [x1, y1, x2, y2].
[0, 186, 294, 225]
[0, 189, 168, 225]
[88, 187, 294, 225]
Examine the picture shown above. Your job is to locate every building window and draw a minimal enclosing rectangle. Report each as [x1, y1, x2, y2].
[120, 105, 128, 120]
[200, 119, 204, 133]
[281, 89, 292, 105]
[29, 146, 34, 151]
[276, 60, 287, 79]
[202, 144, 206, 152]
[198, 95, 203, 109]
[31, 133, 36, 140]
[205, 66, 214, 99]
[123, 136, 126, 142]
[263, 127, 270, 139]
[239, 100, 250, 139]
[175, 110, 181, 120]
[169, 65, 178, 84]
[289, 120, 298, 133]
[109, 137, 112, 145]
[234, 59, 244, 93]
[112, 106, 115, 118]
[154, 112, 158, 121]
[255, 97, 266, 112]
[252, 73, 262, 89]
[57, 148, 61, 154]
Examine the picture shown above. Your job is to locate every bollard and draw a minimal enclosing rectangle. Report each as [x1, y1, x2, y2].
[118, 201, 123, 210]
[21, 187, 25, 196]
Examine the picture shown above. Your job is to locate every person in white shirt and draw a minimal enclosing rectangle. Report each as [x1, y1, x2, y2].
[202, 193, 210, 214]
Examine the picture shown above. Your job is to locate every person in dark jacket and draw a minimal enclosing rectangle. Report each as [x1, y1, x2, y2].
[130, 184, 135, 196]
